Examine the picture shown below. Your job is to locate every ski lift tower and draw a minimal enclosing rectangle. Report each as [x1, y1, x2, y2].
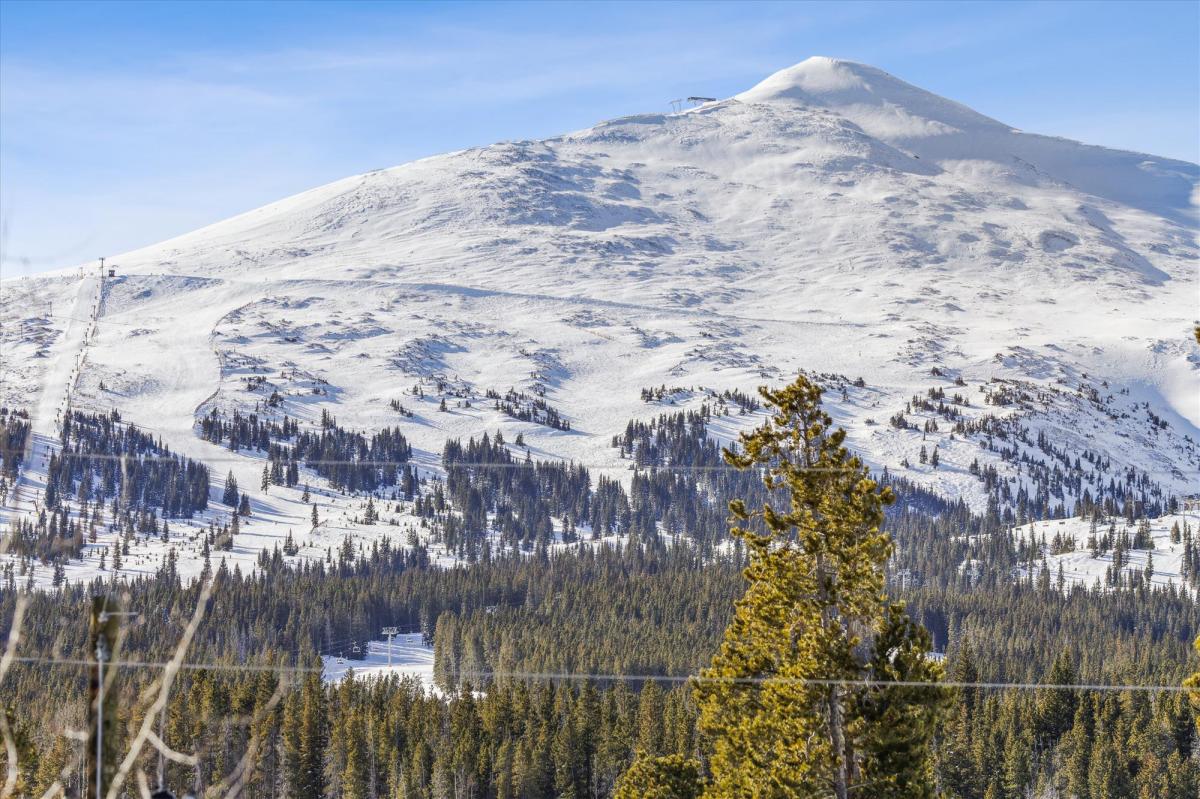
[381, 626, 399, 667]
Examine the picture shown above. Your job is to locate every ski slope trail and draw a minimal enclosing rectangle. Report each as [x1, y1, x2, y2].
[322, 636, 437, 691]
[1, 273, 100, 525]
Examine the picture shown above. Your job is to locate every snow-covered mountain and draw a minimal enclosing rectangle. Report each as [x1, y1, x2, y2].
[2, 57, 1198, 585]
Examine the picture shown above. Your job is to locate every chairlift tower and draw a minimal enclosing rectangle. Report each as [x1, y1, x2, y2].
[381, 626, 399, 668]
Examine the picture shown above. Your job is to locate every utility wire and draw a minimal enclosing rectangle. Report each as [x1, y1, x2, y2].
[10, 654, 322, 675]
[4, 653, 1195, 694]
[15, 450, 839, 472]
[14, 448, 1196, 480]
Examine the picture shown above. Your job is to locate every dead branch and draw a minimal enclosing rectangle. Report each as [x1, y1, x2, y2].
[0, 597, 29, 799]
[106, 577, 214, 799]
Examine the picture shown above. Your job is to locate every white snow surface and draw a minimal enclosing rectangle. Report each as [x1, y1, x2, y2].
[1013, 510, 1200, 591]
[321, 636, 436, 691]
[2, 58, 1198, 586]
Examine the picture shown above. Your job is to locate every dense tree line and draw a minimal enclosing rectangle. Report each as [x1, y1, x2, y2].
[0, 405, 30, 479]
[46, 410, 210, 518]
[442, 433, 590, 554]
[2, 523, 1196, 796]
[200, 407, 412, 493]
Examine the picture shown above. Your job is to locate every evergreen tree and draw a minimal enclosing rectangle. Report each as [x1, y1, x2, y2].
[340, 708, 369, 799]
[614, 753, 704, 799]
[292, 673, 327, 797]
[635, 680, 666, 757]
[222, 471, 239, 506]
[1186, 636, 1200, 726]
[694, 374, 944, 799]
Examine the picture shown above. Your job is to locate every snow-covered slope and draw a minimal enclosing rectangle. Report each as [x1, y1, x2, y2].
[2, 57, 1198, 584]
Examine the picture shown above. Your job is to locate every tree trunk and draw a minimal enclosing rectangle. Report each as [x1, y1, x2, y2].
[829, 684, 849, 799]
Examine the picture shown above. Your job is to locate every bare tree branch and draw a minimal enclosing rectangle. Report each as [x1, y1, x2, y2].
[34, 735, 80, 799]
[35, 781, 63, 799]
[0, 597, 29, 799]
[205, 676, 289, 799]
[146, 729, 197, 766]
[0, 597, 28, 686]
[106, 577, 214, 799]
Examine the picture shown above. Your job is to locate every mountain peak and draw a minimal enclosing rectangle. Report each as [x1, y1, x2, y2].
[731, 57, 1195, 223]
[740, 55, 874, 95]
[735, 56, 1006, 135]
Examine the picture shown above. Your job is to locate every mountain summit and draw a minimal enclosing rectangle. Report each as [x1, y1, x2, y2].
[737, 56, 1007, 133]
[736, 57, 1197, 221]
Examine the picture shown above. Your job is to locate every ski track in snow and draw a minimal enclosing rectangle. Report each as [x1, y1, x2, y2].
[5, 274, 101, 519]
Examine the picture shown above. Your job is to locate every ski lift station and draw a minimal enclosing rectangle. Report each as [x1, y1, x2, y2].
[669, 96, 718, 113]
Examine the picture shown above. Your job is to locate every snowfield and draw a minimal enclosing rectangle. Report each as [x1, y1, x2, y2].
[1, 57, 1197, 588]
[321, 636, 436, 691]
[1013, 510, 1200, 591]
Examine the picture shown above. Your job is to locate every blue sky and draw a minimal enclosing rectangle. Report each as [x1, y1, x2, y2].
[2, 0, 1197, 275]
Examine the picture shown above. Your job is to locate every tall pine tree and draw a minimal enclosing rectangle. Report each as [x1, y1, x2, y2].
[695, 374, 945, 799]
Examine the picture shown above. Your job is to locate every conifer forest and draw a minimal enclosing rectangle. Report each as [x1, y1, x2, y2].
[1, 373, 1198, 797]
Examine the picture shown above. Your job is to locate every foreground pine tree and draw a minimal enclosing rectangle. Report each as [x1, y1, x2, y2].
[615, 753, 704, 799]
[695, 374, 946, 799]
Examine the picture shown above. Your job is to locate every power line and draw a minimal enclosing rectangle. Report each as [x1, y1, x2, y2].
[11, 654, 321, 675]
[14, 448, 1197, 479]
[5, 653, 1195, 694]
[450, 670, 1197, 695]
[17, 448, 867, 473]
